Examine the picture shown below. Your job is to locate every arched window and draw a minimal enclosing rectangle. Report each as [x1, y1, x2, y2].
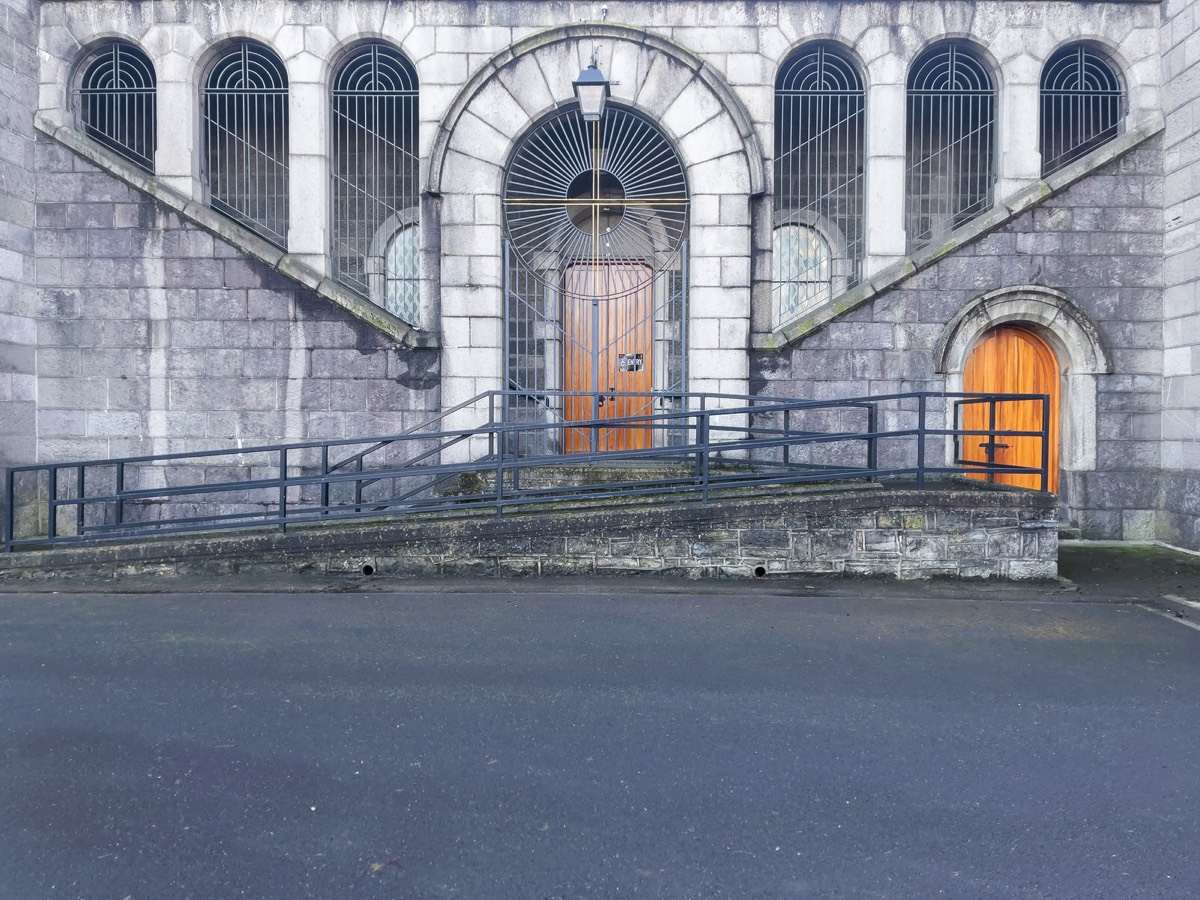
[382, 225, 420, 321]
[906, 43, 995, 252]
[1040, 44, 1125, 176]
[773, 43, 864, 329]
[203, 41, 289, 248]
[331, 44, 420, 326]
[772, 223, 833, 328]
[75, 40, 156, 173]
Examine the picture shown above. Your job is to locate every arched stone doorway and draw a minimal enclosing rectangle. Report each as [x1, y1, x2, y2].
[427, 25, 764, 459]
[502, 103, 689, 453]
[936, 285, 1112, 500]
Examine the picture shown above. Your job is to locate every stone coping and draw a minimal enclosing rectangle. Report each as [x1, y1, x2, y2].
[755, 113, 1167, 351]
[34, 112, 437, 350]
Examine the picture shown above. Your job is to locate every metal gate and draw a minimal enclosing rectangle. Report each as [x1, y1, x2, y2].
[502, 104, 689, 456]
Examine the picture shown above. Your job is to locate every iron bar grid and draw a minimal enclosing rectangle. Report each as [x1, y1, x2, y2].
[905, 43, 996, 253]
[5, 390, 1053, 550]
[502, 104, 689, 454]
[203, 41, 289, 248]
[331, 44, 420, 325]
[773, 43, 865, 330]
[74, 40, 157, 173]
[1040, 44, 1125, 176]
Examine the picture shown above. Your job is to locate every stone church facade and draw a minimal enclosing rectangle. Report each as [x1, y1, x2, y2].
[0, 0, 1197, 551]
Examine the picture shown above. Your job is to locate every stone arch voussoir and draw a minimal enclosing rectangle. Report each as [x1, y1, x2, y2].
[934, 285, 1111, 377]
[935, 285, 1112, 475]
[427, 24, 765, 197]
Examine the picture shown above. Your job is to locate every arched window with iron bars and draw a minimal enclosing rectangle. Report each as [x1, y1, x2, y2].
[1040, 44, 1125, 176]
[772, 43, 864, 330]
[331, 44, 420, 327]
[74, 40, 157, 173]
[905, 42, 995, 253]
[202, 41, 289, 248]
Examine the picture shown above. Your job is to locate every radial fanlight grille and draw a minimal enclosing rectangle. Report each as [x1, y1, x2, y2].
[1040, 44, 1125, 176]
[905, 42, 996, 252]
[772, 42, 865, 329]
[203, 41, 289, 248]
[76, 40, 157, 173]
[503, 105, 688, 296]
[330, 43, 420, 325]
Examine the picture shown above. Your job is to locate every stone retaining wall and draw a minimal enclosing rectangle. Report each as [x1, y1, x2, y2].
[0, 485, 1059, 582]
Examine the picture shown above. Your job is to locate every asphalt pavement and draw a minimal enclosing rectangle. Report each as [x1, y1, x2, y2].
[1, 546, 1200, 898]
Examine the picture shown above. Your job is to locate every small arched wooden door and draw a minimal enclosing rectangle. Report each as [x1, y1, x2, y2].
[962, 325, 1060, 492]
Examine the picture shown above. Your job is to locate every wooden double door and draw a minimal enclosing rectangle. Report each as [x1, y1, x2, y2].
[562, 263, 655, 453]
[962, 325, 1060, 492]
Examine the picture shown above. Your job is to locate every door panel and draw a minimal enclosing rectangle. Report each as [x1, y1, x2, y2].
[962, 325, 1060, 492]
[563, 263, 654, 453]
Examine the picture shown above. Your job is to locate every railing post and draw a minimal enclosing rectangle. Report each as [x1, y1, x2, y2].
[320, 446, 329, 515]
[699, 411, 711, 503]
[489, 393, 496, 458]
[5, 467, 14, 551]
[47, 467, 57, 540]
[115, 462, 125, 530]
[916, 394, 927, 488]
[494, 423, 505, 519]
[76, 466, 85, 537]
[354, 457, 363, 511]
[867, 403, 878, 474]
[278, 448, 288, 533]
[783, 408, 791, 465]
[1040, 394, 1050, 492]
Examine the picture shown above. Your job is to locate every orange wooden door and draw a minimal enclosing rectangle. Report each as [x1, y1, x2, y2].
[962, 325, 1060, 492]
[562, 263, 654, 453]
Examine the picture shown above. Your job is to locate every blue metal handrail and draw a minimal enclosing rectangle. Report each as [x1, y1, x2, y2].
[4, 390, 1051, 550]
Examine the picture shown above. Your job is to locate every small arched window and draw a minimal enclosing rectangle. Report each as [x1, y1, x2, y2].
[203, 41, 289, 248]
[75, 40, 157, 173]
[772, 223, 833, 328]
[1040, 44, 1125, 176]
[331, 43, 420, 326]
[384, 223, 420, 323]
[906, 42, 995, 252]
[773, 43, 864, 329]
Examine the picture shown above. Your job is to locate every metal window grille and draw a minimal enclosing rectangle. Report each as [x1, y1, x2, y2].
[1040, 44, 1125, 177]
[203, 41, 289, 248]
[503, 105, 689, 453]
[74, 41, 156, 173]
[331, 44, 420, 326]
[773, 43, 864, 330]
[905, 43, 995, 253]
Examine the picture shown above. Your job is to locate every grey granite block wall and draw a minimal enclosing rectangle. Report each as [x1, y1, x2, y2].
[1161, 0, 1200, 551]
[752, 139, 1165, 541]
[0, 0, 38, 531]
[32, 135, 440, 469]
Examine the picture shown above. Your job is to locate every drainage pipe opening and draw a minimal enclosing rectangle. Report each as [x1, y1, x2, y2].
[361, 563, 375, 576]
[753, 566, 767, 579]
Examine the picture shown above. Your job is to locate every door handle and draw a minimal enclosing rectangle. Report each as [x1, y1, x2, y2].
[978, 442, 1010, 450]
